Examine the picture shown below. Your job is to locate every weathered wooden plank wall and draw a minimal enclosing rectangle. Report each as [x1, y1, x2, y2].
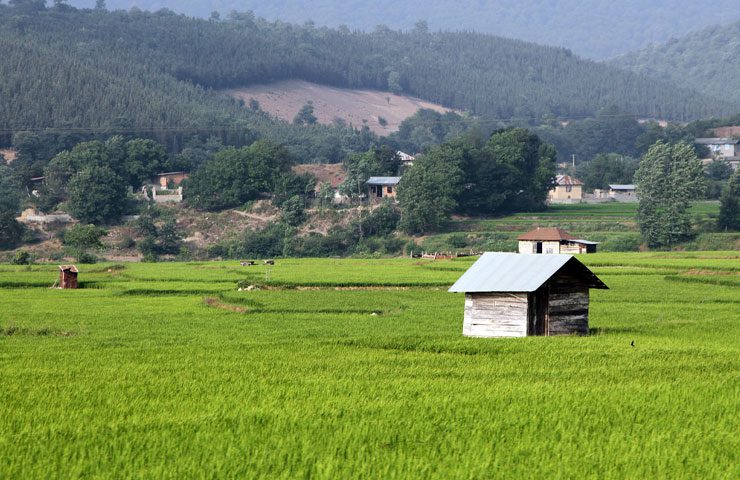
[463, 293, 528, 338]
[547, 288, 589, 335]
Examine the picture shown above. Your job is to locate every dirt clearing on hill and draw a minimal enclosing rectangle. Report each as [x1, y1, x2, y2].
[1, 148, 17, 164]
[223, 80, 457, 136]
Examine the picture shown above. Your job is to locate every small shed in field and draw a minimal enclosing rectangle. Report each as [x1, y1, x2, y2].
[449, 253, 607, 337]
[59, 265, 79, 289]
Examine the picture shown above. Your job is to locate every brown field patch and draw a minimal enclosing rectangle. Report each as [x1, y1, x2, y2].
[203, 297, 248, 313]
[684, 269, 738, 276]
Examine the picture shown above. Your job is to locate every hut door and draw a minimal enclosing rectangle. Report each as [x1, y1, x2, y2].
[536, 242, 543, 254]
[528, 287, 549, 335]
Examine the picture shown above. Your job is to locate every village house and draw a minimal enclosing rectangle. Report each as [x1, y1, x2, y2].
[608, 184, 636, 199]
[449, 253, 608, 337]
[548, 175, 583, 203]
[518, 227, 598, 254]
[366, 176, 401, 201]
[145, 172, 189, 203]
[397, 150, 415, 167]
[701, 156, 740, 171]
[695, 138, 739, 159]
[156, 172, 189, 189]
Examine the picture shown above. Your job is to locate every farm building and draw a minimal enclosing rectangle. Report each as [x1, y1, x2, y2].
[58, 265, 78, 289]
[548, 175, 583, 203]
[366, 176, 401, 201]
[449, 253, 608, 338]
[608, 184, 637, 199]
[518, 227, 598, 254]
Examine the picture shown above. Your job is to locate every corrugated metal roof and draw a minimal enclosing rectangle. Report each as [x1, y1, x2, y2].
[449, 252, 606, 293]
[609, 184, 635, 190]
[573, 239, 599, 245]
[555, 174, 583, 186]
[366, 176, 401, 185]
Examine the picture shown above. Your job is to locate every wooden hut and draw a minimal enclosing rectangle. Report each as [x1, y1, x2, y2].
[58, 265, 78, 289]
[449, 253, 607, 337]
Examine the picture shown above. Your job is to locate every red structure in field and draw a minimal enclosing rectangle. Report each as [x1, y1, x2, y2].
[58, 265, 78, 289]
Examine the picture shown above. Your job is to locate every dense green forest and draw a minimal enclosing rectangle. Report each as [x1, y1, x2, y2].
[68, 0, 740, 59]
[0, 1, 734, 155]
[611, 21, 740, 104]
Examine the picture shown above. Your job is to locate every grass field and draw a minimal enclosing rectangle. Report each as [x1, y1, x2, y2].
[1, 253, 738, 478]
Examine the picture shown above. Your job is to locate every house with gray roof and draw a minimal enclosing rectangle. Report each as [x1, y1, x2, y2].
[366, 176, 401, 201]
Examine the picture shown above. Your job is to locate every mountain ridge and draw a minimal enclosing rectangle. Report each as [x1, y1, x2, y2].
[610, 20, 740, 105]
[67, 0, 740, 59]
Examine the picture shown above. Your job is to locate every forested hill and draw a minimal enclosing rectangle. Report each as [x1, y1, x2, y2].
[69, 0, 740, 59]
[610, 21, 740, 105]
[1, 3, 733, 143]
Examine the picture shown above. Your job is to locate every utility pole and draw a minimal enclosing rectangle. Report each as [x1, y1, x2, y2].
[571, 154, 576, 168]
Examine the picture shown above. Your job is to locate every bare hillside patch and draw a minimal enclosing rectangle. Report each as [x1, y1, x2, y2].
[1, 148, 17, 164]
[223, 80, 456, 135]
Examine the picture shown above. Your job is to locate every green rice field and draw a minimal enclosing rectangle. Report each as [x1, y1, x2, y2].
[1, 253, 738, 478]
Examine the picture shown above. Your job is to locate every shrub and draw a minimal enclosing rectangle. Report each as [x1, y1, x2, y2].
[11, 250, 31, 265]
[117, 236, 136, 249]
[360, 201, 400, 236]
[77, 251, 98, 264]
[447, 233, 468, 249]
[599, 233, 642, 252]
[280, 195, 307, 227]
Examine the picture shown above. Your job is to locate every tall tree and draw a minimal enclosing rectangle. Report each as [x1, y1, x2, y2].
[67, 165, 128, 224]
[717, 170, 740, 231]
[0, 209, 26, 249]
[397, 144, 463, 234]
[0, 166, 24, 213]
[634, 141, 705, 247]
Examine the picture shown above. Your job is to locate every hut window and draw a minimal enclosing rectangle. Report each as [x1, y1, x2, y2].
[387, 186, 393, 194]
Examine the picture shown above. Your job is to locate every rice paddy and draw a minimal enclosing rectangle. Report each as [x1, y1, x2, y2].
[1, 252, 738, 478]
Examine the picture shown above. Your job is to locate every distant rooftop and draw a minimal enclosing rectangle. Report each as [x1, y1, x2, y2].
[366, 176, 401, 186]
[555, 174, 583, 186]
[695, 138, 739, 145]
[397, 151, 415, 162]
[609, 184, 636, 190]
[518, 227, 577, 242]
